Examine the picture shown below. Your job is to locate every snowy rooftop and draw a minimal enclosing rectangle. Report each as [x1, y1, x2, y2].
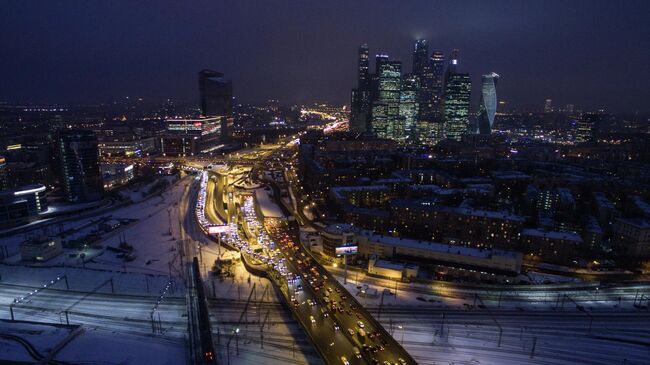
[391, 200, 525, 222]
[364, 232, 520, 259]
[593, 192, 615, 209]
[254, 188, 285, 218]
[521, 228, 583, 242]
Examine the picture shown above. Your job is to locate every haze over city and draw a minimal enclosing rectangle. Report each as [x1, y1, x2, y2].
[1, 0, 649, 112]
[0, 2, 649, 365]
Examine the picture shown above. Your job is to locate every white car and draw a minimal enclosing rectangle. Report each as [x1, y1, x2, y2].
[357, 321, 365, 328]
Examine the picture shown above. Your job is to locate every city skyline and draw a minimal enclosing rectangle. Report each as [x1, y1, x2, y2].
[1, 1, 649, 112]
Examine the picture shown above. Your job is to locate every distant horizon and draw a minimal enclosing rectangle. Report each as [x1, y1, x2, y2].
[1, 1, 649, 113]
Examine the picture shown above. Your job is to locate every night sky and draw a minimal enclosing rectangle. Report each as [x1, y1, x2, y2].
[1, 0, 649, 112]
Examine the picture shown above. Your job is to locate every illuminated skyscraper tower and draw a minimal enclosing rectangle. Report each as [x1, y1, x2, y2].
[442, 50, 471, 141]
[477, 72, 499, 134]
[371, 55, 402, 139]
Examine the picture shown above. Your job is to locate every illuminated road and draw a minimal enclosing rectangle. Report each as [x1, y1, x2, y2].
[201, 141, 417, 365]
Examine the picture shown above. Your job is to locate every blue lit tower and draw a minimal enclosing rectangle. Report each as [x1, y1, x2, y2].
[477, 72, 499, 134]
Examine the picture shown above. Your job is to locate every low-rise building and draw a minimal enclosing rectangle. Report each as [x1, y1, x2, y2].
[357, 232, 522, 274]
[613, 218, 650, 258]
[0, 184, 47, 228]
[20, 236, 62, 262]
[521, 228, 583, 264]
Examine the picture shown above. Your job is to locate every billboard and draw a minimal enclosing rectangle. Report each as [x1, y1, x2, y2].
[335, 246, 358, 255]
[208, 225, 229, 234]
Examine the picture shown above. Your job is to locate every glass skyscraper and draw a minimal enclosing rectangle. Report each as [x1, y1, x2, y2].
[350, 44, 372, 133]
[443, 73, 472, 141]
[477, 72, 499, 135]
[57, 129, 103, 203]
[371, 55, 402, 139]
[399, 74, 419, 143]
[198, 69, 233, 141]
[418, 51, 445, 146]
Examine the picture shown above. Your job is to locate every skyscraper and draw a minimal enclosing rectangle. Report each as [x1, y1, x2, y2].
[576, 113, 605, 143]
[198, 69, 233, 141]
[444, 49, 460, 84]
[56, 129, 103, 203]
[371, 55, 402, 139]
[544, 99, 553, 113]
[442, 50, 471, 141]
[412, 39, 429, 77]
[399, 74, 419, 143]
[412, 40, 432, 145]
[358, 44, 371, 90]
[417, 50, 445, 146]
[443, 73, 472, 141]
[350, 44, 372, 133]
[477, 72, 499, 135]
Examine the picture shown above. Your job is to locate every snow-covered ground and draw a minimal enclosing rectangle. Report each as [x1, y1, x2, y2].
[0, 320, 186, 365]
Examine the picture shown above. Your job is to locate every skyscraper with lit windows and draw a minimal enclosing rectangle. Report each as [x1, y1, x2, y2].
[399, 74, 419, 143]
[442, 50, 471, 141]
[198, 69, 233, 141]
[56, 129, 103, 203]
[443, 72, 472, 141]
[371, 55, 402, 139]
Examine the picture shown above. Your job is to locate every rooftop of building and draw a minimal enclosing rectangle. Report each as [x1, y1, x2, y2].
[363, 232, 520, 260]
[521, 228, 583, 242]
[390, 199, 525, 221]
[616, 218, 650, 229]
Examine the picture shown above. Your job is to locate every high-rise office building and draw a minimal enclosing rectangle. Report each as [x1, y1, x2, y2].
[444, 49, 460, 84]
[443, 73, 472, 141]
[418, 51, 446, 145]
[412, 40, 432, 145]
[399, 74, 419, 143]
[477, 72, 499, 135]
[56, 129, 103, 203]
[198, 69, 233, 141]
[544, 99, 553, 113]
[412, 39, 429, 76]
[576, 113, 605, 143]
[350, 44, 372, 133]
[358, 44, 371, 90]
[371, 55, 402, 139]
[442, 50, 471, 141]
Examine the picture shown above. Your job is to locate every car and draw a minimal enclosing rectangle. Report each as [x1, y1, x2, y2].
[357, 321, 365, 328]
[398, 358, 407, 365]
[310, 315, 316, 324]
[347, 328, 355, 336]
[333, 323, 340, 331]
[353, 347, 361, 358]
[340, 356, 350, 365]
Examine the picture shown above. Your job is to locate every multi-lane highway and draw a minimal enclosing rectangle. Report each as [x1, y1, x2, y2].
[198, 141, 417, 365]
